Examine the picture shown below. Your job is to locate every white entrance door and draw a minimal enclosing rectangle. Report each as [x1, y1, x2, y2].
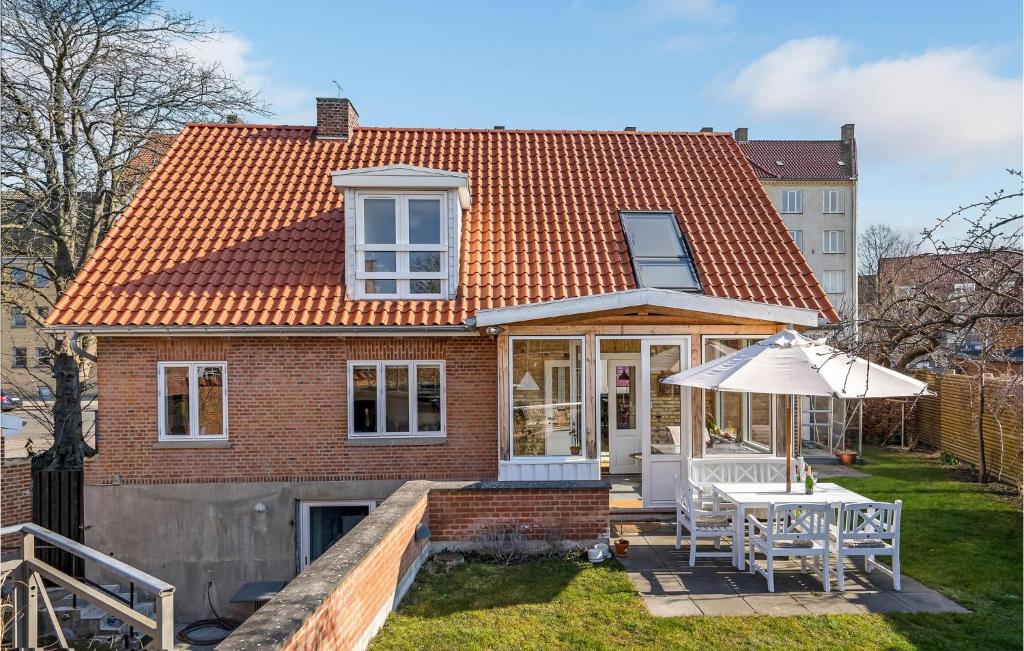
[607, 358, 641, 474]
[640, 338, 690, 508]
[299, 501, 376, 570]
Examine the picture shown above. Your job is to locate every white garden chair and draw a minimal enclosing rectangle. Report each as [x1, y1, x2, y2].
[832, 500, 902, 591]
[674, 476, 735, 567]
[747, 503, 831, 592]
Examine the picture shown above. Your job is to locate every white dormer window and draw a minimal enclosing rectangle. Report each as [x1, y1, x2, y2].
[332, 165, 470, 300]
[356, 192, 447, 298]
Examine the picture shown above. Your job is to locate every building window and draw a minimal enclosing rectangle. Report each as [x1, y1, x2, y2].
[12, 348, 28, 368]
[157, 362, 228, 440]
[823, 190, 845, 213]
[33, 266, 50, 288]
[953, 282, 976, 296]
[788, 230, 804, 251]
[781, 190, 803, 213]
[355, 193, 447, 299]
[347, 361, 445, 438]
[34, 347, 50, 367]
[9, 268, 26, 284]
[823, 270, 845, 294]
[510, 337, 584, 458]
[823, 230, 845, 254]
[11, 308, 27, 328]
[703, 337, 773, 455]
[619, 212, 701, 292]
[36, 306, 49, 319]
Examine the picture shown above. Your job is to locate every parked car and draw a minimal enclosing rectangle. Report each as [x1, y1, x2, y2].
[1, 391, 24, 411]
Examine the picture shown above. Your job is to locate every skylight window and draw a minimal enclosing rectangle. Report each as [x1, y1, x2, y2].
[619, 212, 702, 292]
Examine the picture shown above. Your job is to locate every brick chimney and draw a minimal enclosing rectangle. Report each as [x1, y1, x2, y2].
[734, 127, 748, 142]
[841, 123, 855, 143]
[316, 97, 359, 140]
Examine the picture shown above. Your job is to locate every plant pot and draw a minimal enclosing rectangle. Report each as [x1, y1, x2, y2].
[570, 446, 582, 456]
[613, 540, 630, 557]
[837, 452, 857, 465]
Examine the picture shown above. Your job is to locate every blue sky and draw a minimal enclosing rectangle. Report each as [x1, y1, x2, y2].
[173, 0, 1023, 234]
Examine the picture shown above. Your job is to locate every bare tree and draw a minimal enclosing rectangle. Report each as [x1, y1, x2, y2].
[1, 0, 268, 469]
[858, 223, 920, 277]
[846, 171, 1022, 483]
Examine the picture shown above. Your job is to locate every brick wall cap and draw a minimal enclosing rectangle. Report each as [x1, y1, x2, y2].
[433, 479, 611, 491]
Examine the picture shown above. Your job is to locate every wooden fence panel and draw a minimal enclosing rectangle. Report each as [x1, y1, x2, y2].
[32, 469, 85, 577]
[910, 372, 1023, 484]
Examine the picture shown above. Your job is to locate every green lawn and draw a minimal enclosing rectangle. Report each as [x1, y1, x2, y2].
[371, 448, 1022, 650]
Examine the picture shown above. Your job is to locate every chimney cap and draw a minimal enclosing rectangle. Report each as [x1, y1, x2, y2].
[624, 126, 637, 132]
[493, 125, 505, 130]
[733, 127, 748, 142]
[700, 126, 714, 133]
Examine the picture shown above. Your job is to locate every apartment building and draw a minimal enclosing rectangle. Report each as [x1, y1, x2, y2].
[1, 257, 56, 399]
[737, 125, 858, 327]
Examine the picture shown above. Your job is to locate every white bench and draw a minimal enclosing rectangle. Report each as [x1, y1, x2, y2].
[689, 456, 806, 495]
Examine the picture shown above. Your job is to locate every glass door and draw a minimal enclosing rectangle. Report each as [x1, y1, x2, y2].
[606, 358, 641, 474]
[640, 338, 690, 508]
[300, 501, 376, 569]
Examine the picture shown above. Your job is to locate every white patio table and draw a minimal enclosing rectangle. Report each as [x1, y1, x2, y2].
[710, 482, 872, 570]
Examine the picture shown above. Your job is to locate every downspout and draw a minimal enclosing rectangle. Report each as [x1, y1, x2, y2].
[69, 332, 97, 363]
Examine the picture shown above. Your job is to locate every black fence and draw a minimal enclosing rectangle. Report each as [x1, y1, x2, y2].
[32, 469, 84, 577]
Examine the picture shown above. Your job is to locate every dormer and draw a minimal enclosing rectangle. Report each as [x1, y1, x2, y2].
[331, 165, 470, 300]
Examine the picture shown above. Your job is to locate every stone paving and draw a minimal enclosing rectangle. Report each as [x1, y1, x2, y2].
[615, 524, 968, 617]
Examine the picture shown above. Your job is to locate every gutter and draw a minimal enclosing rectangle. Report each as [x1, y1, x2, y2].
[46, 324, 480, 338]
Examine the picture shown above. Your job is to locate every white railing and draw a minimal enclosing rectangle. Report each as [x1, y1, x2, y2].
[1, 522, 175, 650]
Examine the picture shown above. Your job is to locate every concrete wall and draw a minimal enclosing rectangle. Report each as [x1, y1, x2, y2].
[762, 180, 858, 323]
[84, 479, 403, 621]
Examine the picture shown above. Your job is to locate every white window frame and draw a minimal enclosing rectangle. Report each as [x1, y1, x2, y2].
[823, 270, 845, 294]
[157, 361, 229, 441]
[701, 335, 775, 457]
[788, 230, 804, 251]
[299, 500, 377, 570]
[346, 360, 446, 438]
[780, 190, 803, 214]
[823, 230, 845, 254]
[354, 192, 448, 299]
[823, 189, 845, 214]
[508, 335, 587, 460]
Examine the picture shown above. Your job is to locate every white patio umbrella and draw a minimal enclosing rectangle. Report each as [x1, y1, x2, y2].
[663, 330, 933, 492]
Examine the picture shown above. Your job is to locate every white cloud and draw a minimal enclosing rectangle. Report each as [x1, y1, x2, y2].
[728, 37, 1023, 171]
[183, 33, 313, 125]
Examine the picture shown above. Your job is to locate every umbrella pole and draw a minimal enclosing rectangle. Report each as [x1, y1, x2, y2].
[785, 395, 792, 493]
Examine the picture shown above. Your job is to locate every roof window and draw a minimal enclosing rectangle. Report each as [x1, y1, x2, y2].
[619, 212, 702, 292]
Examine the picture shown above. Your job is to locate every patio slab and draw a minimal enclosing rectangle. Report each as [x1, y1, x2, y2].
[618, 522, 965, 618]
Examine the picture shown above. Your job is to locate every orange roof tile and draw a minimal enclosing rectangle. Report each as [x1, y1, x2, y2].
[51, 123, 838, 327]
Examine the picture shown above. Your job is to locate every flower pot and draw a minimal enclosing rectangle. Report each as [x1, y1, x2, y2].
[570, 446, 582, 456]
[613, 540, 630, 557]
[837, 452, 857, 465]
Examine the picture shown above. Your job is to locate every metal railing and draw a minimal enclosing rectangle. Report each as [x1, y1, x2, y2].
[1, 522, 175, 650]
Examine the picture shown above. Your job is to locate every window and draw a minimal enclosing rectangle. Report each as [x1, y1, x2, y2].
[11, 308, 26, 328]
[355, 193, 447, 298]
[823, 230, 845, 254]
[781, 190, 803, 213]
[33, 266, 50, 288]
[510, 337, 584, 457]
[347, 361, 445, 438]
[788, 230, 804, 251]
[34, 347, 49, 367]
[157, 362, 227, 440]
[703, 337, 773, 455]
[619, 212, 701, 292]
[9, 268, 26, 284]
[823, 190, 845, 213]
[953, 282, 976, 296]
[36, 306, 49, 319]
[823, 270, 845, 294]
[12, 348, 27, 368]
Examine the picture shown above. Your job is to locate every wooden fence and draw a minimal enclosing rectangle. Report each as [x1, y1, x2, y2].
[909, 372, 1023, 485]
[32, 469, 85, 577]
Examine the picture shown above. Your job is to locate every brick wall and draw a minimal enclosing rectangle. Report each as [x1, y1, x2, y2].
[1, 457, 32, 550]
[428, 484, 609, 542]
[220, 480, 609, 651]
[88, 336, 498, 485]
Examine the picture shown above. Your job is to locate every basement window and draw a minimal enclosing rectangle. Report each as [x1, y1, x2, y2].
[347, 361, 445, 438]
[157, 362, 228, 441]
[619, 212, 702, 292]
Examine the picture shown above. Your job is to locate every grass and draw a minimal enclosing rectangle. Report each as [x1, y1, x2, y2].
[371, 448, 1022, 650]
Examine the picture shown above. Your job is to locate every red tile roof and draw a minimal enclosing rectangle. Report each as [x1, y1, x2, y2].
[51, 124, 838, 327]
[739, 140, 856, 180]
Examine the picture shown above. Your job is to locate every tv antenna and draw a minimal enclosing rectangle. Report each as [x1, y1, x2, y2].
[331, 80, 344, 97]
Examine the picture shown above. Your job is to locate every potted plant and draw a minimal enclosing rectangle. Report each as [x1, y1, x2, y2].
[837, 448, 858, 465]
[612, 538, 630, 556]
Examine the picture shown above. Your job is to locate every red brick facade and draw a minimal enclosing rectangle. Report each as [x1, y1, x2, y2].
[1, 458, 32, 549]
[428, 486, 610, 542]
[88, 336, 498, 485]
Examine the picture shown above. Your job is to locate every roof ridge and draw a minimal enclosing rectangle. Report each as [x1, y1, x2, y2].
[182, 122, 736, 136]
